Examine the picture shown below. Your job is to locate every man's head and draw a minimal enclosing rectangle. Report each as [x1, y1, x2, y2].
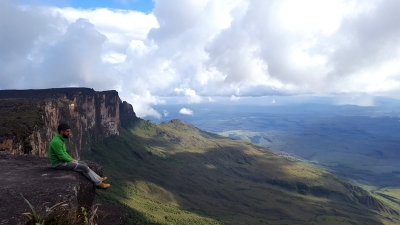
[57, 123, 70, 139]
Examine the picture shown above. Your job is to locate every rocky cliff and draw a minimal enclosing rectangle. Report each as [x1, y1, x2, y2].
[0, 88, 138, 159]
[0, 152, 127, 225]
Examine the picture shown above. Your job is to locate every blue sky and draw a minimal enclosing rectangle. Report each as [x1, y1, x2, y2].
[20, 0, 154, 12]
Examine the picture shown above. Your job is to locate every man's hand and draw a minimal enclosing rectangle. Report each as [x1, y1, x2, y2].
[71, 157, 80, 162]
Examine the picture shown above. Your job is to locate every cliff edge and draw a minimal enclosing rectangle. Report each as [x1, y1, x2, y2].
[0, 88, 139, 159]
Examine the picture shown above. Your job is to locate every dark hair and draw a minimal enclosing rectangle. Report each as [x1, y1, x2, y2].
[58, 123, 70, 133]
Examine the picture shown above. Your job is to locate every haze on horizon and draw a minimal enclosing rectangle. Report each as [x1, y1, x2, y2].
[1, 0, 400, 118]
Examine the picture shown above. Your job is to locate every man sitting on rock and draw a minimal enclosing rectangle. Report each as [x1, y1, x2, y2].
[48, 123, 110, 190]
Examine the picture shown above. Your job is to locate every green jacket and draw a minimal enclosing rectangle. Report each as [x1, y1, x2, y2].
[48, 134, 72, 165]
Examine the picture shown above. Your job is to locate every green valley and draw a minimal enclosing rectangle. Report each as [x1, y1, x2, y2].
[83, 119, 400, 225]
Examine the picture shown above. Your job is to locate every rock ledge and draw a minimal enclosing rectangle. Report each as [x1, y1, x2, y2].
[0, 153, 103, 225]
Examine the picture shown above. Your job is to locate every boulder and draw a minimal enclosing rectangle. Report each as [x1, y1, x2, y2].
[0, 153, 103, 225]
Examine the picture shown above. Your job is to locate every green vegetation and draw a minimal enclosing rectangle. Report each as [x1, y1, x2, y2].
[361, 185, 400, 212]
[83, 120, 400, 225]
[218, 121, 400, 189]
[22, 196, 100, 225]
[0, 99, 45, 139]
[0, 97, 75, 139]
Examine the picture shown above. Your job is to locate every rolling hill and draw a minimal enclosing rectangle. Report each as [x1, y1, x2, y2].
[83, 119, 400, 225]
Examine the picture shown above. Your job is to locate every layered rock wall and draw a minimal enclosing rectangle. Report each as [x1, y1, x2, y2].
[0, 88, 138, 159]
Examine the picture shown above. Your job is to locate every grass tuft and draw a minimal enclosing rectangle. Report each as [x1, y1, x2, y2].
[21, 195, 102, 225]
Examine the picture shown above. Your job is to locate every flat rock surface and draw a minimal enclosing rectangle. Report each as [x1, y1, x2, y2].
[0, 153, 103, 225]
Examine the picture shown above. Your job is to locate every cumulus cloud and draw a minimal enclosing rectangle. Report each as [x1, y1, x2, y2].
[163, 110, 169, 117]
[128, 90, 165, 118]
[53, 7, 158, 47]
[2, 0, 400, 117]
[174, 88, 202, 103]
[230, 95, 240, 101]
[0, 4, 117, 90]
[179, 108, 193, 115]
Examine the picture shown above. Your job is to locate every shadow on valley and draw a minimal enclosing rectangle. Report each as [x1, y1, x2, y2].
[215, 114, 400, 189]
[83, 120, 399, 225]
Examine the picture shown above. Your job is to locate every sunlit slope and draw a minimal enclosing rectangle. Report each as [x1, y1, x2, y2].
[84, 119, 399, 225]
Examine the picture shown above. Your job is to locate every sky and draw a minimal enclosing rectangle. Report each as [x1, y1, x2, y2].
[1, 0, 400, 118]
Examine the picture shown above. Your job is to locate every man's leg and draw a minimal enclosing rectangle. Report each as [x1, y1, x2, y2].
[76, 161, 107, 181]
[53, 162, 102, 186]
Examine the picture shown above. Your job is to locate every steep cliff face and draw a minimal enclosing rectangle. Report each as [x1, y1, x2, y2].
[0, 88, 138, 158]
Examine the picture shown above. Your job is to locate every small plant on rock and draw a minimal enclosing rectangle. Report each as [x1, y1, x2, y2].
[21, 195, 104, 225]
[81, 204, 100, 225]
[21, 195, 70, 225]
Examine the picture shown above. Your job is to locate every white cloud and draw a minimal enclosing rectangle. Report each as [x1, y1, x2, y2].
[208, 97, 216, 102]
[128, 91, 165, 118]
[163, 110, 169, 117]
[179, 108, 193, 115]
[230, 95, 240, 101]
[102, 52, 127, 64]
[2, 0, 400, 118]
[278, 0, 346, 35]
[53, 7, 158, 44]
[174, 88, 203, 103]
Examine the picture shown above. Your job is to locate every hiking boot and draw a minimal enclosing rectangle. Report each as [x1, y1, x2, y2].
[99, 177, 107, 182]
[97, 182, 110, 190]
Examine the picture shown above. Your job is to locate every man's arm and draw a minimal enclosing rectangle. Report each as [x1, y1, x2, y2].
[52, 141, 73, 162]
